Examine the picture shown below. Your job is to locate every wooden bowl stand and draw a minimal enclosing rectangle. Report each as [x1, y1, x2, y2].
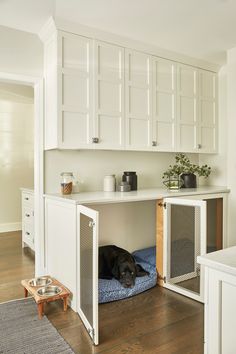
[21, 277, 71, 319]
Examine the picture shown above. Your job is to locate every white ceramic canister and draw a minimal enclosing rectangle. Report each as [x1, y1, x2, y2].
[103, 175, 116, 192]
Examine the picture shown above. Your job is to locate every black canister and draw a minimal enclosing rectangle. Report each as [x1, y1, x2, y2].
[122, 171, 138, 191]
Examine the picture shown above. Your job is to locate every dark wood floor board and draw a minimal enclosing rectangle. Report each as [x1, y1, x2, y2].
[0, 231, 204, 354]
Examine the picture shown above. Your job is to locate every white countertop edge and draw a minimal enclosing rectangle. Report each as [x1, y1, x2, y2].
[20, 188, 34, 194]
[198, 246, 236, 277]
[44, 186, 230, 205]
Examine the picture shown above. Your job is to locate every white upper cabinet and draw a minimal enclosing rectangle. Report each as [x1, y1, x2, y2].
[177, 65, 217, 153]
[59, 32, 93, 149]
[44, 31, 93, 149]
[153, 58, 176, 151]
[198, 70, 217, 153]
[93, 41, 125, 149]
[177, 64, 198, 152]
[43, 26, 218, 153]
[125, 50, 152, 150]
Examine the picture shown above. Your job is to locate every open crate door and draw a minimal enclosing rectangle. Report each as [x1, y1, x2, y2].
[77, 205, 99, 345]
[163, 197, 206, 302]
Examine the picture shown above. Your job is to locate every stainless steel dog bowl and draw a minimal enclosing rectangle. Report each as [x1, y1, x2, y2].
[37, 285, 62, 297]
[28, 276, 52, 287]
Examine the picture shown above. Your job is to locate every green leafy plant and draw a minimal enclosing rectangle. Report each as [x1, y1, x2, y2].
[162, 153, 211, 180]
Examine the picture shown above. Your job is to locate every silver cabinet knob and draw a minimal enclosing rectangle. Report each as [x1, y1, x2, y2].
[197, 144, 202, 149]
[152, 141, 157, 147]
[92, 137, 99, 144]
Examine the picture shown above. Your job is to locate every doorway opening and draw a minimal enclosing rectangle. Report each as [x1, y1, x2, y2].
[0, 81, 35, 301]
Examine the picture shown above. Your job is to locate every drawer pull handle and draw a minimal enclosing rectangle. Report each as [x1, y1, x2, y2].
[26, 232, 30, 236]
[25, 197, 29, 201]
[25, 213, 30, 217]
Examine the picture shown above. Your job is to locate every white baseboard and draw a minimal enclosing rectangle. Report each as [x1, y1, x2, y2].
[0, 222, 22, 233]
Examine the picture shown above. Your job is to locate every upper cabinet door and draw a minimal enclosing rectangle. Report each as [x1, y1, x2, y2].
[93, 41, 125, 149]
[125, 50, 152, 150]
[153, 58, 176, 151]
[58, 31, 93, 149]
[177, 64, 198, 152]
[198, 70, 217, 153]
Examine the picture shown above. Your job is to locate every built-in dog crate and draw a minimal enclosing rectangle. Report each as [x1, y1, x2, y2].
[45, 189, 228, 345]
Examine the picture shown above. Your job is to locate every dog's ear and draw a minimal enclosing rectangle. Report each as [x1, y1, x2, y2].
[112, 260, 119, 279]
[136, 264, 149, 277]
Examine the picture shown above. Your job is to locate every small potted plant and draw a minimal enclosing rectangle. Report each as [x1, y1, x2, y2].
[162, 153, 211, 189]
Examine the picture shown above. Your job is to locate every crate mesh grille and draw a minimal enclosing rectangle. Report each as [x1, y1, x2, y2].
[80, 213, 93, 326]
[169, 204, 201, 294]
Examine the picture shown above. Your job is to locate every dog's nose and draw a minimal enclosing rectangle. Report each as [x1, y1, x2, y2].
[125, 282, 134, 288]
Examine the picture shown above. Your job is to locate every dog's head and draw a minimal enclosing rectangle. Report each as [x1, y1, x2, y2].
[112, 254, 149, 288]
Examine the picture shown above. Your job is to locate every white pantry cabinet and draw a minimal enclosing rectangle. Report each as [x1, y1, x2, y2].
[43, 26, 218, 153]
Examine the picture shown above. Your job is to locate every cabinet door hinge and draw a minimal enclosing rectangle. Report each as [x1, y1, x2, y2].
[158, 274, 166, 283]
[158, 202, 166, 209]
[88, 327, 95, 339]
[89, 221, 95, 228]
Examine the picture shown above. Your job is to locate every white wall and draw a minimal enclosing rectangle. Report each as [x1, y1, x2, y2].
[0, 84, 34, 232]
[0, 25, 43, 76]
[45, 149, 199, 193]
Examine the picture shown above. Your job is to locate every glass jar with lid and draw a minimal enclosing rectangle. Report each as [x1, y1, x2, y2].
[60, 172, 74, 195]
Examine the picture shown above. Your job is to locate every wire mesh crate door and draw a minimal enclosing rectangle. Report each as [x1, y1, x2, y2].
[164, 198, 206, 300]
[77, 205, 99, 345]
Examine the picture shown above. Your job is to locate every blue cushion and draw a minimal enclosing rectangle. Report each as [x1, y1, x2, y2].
[99, 249, 157, 304]
[132, 246, 156, 267]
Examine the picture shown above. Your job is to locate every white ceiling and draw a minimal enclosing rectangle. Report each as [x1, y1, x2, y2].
[0, 0, 236, 64]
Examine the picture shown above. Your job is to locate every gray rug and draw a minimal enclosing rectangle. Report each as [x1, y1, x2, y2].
[0, 298, 74, 354]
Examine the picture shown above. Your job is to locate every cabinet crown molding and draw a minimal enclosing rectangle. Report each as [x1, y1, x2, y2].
[39, 16, 220, 73]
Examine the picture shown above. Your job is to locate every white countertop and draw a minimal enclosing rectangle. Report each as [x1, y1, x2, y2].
[198, 246, 236, 277]
[44, 186, 229, 205]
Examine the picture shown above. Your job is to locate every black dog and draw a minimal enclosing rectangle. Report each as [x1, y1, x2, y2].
[99, 245, 149, 288]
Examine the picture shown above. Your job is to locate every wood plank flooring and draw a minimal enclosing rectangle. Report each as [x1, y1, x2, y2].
[0, 231, 204, 353]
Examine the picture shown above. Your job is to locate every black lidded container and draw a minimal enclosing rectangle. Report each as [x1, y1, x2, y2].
[122, 171, 137, 191]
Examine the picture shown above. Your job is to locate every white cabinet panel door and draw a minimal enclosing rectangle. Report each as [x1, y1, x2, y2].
[125, 50, 152, 150]
[153, 58, 176, 151]
[177, 64, 198, 152]
[94, 41, 125, 149]
[199, 70, 217, 153]
[59, 32, 93, 149]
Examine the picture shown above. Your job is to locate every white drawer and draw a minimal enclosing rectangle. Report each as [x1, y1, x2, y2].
[22, 192, 34, 206]
[22, 206, 34, 223]
[23, 223, 35, 250]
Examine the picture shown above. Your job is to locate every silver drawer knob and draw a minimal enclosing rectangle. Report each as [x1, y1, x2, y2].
[25, 213, 30, 217]
[198, 144, 202, 149]
[152, 141, 157, 147]
[92, 137, 99, 144]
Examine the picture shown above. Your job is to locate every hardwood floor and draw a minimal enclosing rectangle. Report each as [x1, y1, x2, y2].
[0, 231, 35, 302]
[0, 231, 204, 354]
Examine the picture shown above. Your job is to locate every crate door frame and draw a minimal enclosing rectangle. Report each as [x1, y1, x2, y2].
[77, 205, 99, 345]
[163, 197, 206, 302]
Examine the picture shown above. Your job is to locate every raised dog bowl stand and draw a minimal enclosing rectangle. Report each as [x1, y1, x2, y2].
[21, 277, 71, 319]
